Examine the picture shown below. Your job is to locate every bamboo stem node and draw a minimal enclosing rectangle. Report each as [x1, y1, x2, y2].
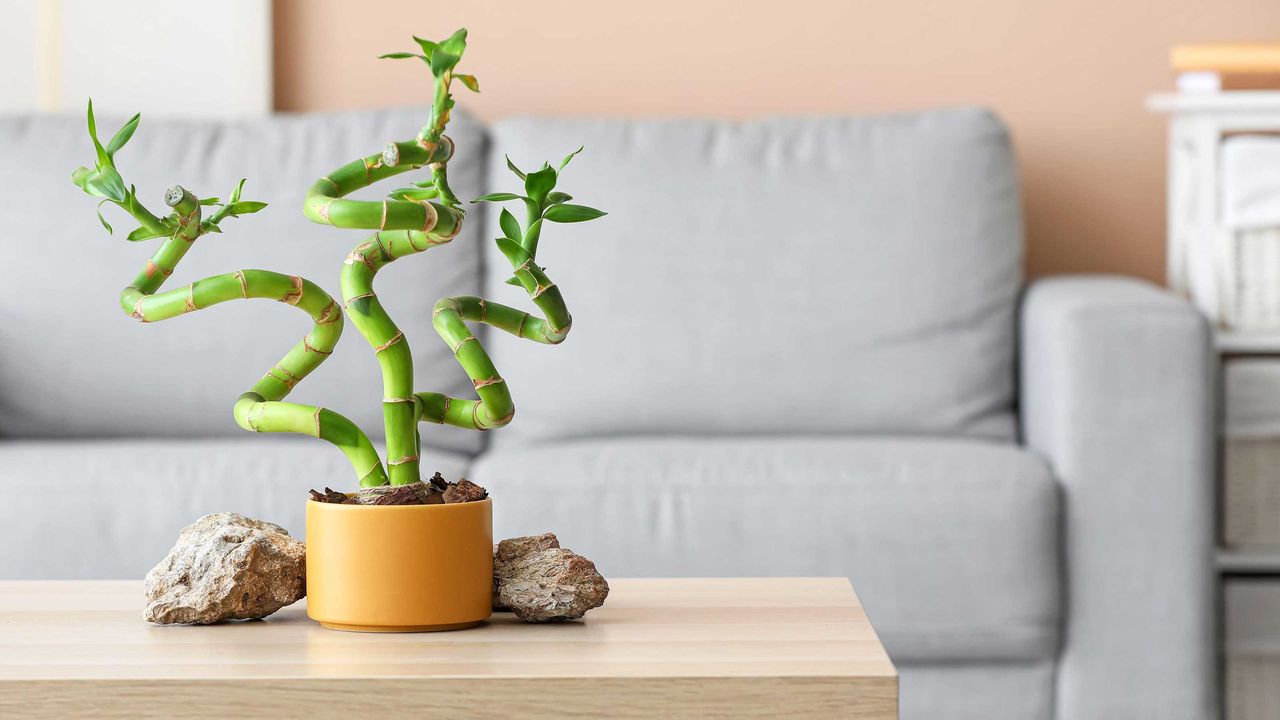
[373, 330, 405, 354]
[451, 335, 477, 354]
[282, 276, 304, 305]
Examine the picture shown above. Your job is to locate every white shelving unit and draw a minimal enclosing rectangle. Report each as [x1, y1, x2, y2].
[1217, 331, 1280, 355]
[1147, 92, 1280, 328]
[1151, 92, 1280, 719]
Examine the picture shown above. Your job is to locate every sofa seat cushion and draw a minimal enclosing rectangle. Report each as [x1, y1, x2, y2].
[0, 438, 470, 580]
[0, 107, 486, 455]
[484, 109, 1022, 448]
[471, 436, 1060, 664]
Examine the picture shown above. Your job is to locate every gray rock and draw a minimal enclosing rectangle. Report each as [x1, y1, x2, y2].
[144, 512, 306, 625]
[493, 533, 609, 622]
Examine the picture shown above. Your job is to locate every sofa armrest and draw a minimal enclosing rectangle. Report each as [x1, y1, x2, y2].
[1020, 276, 1215, 720]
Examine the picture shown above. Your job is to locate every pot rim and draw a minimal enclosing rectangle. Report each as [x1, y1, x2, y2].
[307, 497, 492, 512]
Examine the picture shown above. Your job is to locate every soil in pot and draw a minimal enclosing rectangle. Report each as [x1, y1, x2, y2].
[309, 473, 488, 506]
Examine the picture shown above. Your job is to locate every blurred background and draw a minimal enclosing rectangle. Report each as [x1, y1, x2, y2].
[5, 0, 1280, 284]
[7, 3, 1280, 718]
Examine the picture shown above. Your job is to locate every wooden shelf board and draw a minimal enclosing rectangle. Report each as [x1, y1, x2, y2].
[1217, 548, 1280, 574]
[1215, 330, 1280, 354]
[1147, 91, 1280, 114]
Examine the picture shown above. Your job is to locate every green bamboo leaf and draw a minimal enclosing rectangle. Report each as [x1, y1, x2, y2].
[126, 225, 164, 242]
[558, 146, 583, 172]
[521, 196, 540, 220]
[546, 191, 573, 205]
[505, 155, 526, 180]
[543, 203, 607, 223]
[203, 222, 223, 233]
[499, 208, 522, 242]
[96, 200, 113, 235]
[472, 192, 522, 203]
[105, 113, 140, 158]
[494, 236, 531, 267]
[71, 166, 92, 192]
[86, 99, 109, 167]
[455, 73, 480, 92]
[198, 197, 221, 206]
[504, 276, 523, 287]
[379, 52, 423, 60]
[125, 184, 152, 221]
[524, 166, 557, 204]
[524, 218, 544, 249]
[230, 178, 246, 203]
[440, 28, 468, 55]
[86, 166, 127, 203]
[388, 187, 439, 201]
[430, 50, 459, 77]
[411, 36, 438, 58]
[225, 201, 267, 216]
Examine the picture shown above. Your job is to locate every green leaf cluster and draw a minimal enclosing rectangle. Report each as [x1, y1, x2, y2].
[386, 177, 441, 202]
[472, 147, 606, 285]
[199, 178, 268, 235]
[70, 100, 139, 233]
[379, 28, 478, 92]
[71, 101, 267, 240]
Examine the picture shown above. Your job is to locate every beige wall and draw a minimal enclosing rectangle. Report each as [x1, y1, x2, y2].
[275, 0, 1280, 282]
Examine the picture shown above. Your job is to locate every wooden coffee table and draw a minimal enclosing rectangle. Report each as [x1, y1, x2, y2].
[0, 577, 897, 718]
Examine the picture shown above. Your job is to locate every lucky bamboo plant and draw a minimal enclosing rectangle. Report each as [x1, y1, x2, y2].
[72, 28, 605, 496]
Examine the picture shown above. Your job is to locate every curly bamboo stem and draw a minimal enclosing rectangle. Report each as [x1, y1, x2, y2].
[120, 186, 388, 487]
[306, 135, 463, 485]
[78, 29, 598, 494]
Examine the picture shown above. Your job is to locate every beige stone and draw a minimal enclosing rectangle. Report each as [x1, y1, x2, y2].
[492, 533, 609, 622]
[143, 513, 305, 625]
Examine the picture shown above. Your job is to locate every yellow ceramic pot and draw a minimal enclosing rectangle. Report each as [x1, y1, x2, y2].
[305, 498, 493, 632]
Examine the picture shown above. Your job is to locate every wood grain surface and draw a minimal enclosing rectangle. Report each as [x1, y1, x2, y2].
[0, 577, 897, 719]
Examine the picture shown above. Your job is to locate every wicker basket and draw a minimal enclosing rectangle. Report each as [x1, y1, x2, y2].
[1225, 227, 1280, 331]
[1225, 436, 1280, 546]
[1224, 360, 1280, 547]
[1226, 579, 1280, 720]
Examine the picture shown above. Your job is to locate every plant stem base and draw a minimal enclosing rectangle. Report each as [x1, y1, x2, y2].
[319, 620, 484, 633]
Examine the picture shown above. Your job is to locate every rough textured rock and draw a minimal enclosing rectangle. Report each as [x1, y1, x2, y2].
[443, 478, 488, 504]
[492, 533, 609, 622]
[144, 513, 306, 625]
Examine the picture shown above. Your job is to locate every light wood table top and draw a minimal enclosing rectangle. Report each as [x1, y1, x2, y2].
[0, 577, 897, 719]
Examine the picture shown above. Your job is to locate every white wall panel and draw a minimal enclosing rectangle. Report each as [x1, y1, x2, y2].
[0, 1, 43, 112]
[0, 0, 270, 117]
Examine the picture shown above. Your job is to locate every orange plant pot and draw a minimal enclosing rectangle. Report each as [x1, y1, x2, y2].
[305, 498, 493, 632]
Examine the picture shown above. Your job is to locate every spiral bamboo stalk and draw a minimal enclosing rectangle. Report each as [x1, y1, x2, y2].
[75, 28, 603, 492]
[121, 187, 388, 486]
[305, 28, 590, 487]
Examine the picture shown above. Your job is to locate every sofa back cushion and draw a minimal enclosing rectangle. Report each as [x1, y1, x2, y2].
[482, 109, 1021, 446]
[0, 107, 486, 455]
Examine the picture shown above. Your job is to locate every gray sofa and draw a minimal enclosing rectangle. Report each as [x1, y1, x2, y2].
[0, 106, 1213, 719]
